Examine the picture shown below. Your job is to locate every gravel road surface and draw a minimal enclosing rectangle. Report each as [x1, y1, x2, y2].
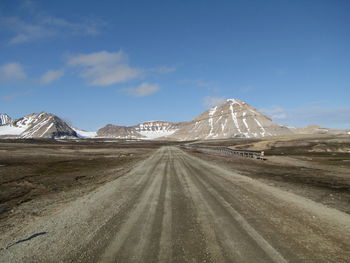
[1, 147, 349, 262]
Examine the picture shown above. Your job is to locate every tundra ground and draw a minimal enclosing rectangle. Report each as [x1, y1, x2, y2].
[0, 136, 349, 262]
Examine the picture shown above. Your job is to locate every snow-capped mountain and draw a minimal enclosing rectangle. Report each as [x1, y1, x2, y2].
[96, 124, 144, 139]
[132, 121, 180, 139]
[1, 98, 348, 140]
[71, 127, 97, 138]
[97, 121, 181, 139]
[0, 114, 12, 126]
[0, 112, 77, 138]
[167, 98, 293, 140]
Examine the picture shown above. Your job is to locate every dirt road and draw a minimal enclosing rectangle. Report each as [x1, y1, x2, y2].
[1, 147, 350, 262]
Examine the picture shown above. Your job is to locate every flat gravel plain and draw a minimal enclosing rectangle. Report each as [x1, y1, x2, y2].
[1, 147, 350, 262]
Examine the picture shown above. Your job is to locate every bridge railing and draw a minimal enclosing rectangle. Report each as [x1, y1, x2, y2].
[181, 144, 266, 160]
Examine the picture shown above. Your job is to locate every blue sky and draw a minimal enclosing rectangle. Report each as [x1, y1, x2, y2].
[0, 0, 349, 130]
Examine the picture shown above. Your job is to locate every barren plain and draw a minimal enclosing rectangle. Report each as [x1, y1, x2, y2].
[0, 135, 349, 262]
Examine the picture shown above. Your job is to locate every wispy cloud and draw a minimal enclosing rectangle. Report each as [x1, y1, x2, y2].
[261, 104, 350, 129]
[0, 62, 26, 80]
[1, 89, 34, 101]
[239, 85, 254, 93]
[203, 96, 226, 108]
[180, 79, 219, 92]
[1, 17, 47, 44]
[67, 50, 141, 86]
[260, 106, 287, 120]
[0, 2, 105, 44]
[39, 69, 64, 85]
[189, 79, 213, 88]
[123, 82, 160, 97]
[148, 66, 176, 75]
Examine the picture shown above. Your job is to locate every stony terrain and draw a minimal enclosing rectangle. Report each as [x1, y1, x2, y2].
[0, 114, 12, 126]
[0, 136, 349, 262]
[97, 121, 181, 139]
[187, 134, 350, 214]
[168, 99, 293, 140]
[132, 121, 180, 139]
[96, 124, 144, 139]
[0, 113, 77, 139]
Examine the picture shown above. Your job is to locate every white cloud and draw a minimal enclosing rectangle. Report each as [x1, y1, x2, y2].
[123, 82, 160, 97]
[39, 15, 105, 37]
[1, 89, 34, 101]
[180, 79, 219, 92]
[1, 12, 105, 44]
[0, 62, 26, 80]
[67, 50, 141, 86]
[195, 80, 213, 88]
[203, 96, 226, 108]
[260, 106, 287, 120]
[1, 17, 53, 44]
[39, 69, 64, 85]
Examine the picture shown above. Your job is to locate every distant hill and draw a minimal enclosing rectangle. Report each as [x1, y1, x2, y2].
[1, 99, 348, 140]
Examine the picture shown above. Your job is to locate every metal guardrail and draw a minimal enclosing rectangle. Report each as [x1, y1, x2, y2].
[181, 144, 266, 160]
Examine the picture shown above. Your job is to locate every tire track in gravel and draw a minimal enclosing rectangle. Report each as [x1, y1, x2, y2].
[177, 154, 287, 263]
[2, 146, 350, 263]
[177, 148, 350, 263]
[73, 149, 168, 262]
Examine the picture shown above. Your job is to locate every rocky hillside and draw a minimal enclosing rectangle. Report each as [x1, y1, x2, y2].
[289, 125, 349, 135]
[97, 121, 181, 139]
[132, 121, 181, 139]
[96, 124, 144, 139]
[0, 114, 12, 126]
[0, 112, 77, 138]
[167, 99, 293, 140]
[1, 98, 348, 140]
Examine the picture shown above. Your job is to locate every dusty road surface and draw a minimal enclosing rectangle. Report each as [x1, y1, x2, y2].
[1, 147, 350, 262]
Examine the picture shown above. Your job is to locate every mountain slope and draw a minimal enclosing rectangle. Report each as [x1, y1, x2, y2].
[132, 121, 181, 139]
[0, 112, 78, 138]
[97, 121, 181, 139]
[167, 99, 293, 140]
[72, 127, 97, 138]
[1, 98, 348, 140]
[289, 125, 349, 135]
[0, 114, 12, 126]
[97, 124, 144, 139]
[15, 112, 78, 138]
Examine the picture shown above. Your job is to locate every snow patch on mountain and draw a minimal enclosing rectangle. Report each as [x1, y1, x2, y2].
[167, 98, 293, 140]
[72, 128, 97, 138]
[139, 130, 177, 139]
[0, 114, 12, 126]
[207, 106, 217, 138]
[133, 121, 180, 139]
[0, 112, 78, 138]
[0, 125, 26, 136]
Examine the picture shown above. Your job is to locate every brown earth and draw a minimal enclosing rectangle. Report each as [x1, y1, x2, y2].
[187, 135, 350, 214]
[0, 139, 173, 233]
[0, 142, 349, 262]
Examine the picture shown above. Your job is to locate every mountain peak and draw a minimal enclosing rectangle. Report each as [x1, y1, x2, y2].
[226, 98, 246, 106]
[14, 112, 77, 138]
[168, 99, 292, 140]
[0, 114, 12, 126]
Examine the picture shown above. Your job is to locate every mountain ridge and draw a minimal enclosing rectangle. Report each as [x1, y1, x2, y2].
[0, 112, 77, 139]
[165, 99, 293, 140]
[1, 98, 348, 140]
[0, 114, 12, 126]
